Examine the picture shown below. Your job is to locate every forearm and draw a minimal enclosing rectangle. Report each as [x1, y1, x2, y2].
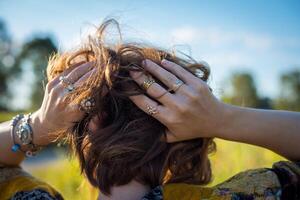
[0, 113, 47, 166]
[219, 104, 300, 161]
[0, 120, 25, 166]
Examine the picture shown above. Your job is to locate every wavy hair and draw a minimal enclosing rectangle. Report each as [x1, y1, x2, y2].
[46, 19, 215, 195]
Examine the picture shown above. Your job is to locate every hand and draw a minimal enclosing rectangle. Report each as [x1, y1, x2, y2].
[31, 62, 96, 145]
[129, 59, 228, 142]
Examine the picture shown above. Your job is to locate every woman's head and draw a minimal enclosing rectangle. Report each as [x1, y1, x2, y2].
[47, 19, 215, 195]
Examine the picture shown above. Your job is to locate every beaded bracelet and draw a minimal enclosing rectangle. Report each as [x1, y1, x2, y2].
[11, 113, 41, 157]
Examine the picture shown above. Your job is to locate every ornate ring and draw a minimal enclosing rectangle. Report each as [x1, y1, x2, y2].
[168, 79, 184, 92]
[141, 78, 156, 91]
[59, 76, 75, 92]
[79, 97, 96, 113]
[146, 104, 158, 116]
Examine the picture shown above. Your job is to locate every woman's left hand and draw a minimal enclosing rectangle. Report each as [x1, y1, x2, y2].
[31, 62, 97, 145]
[129, 59, 228, 142]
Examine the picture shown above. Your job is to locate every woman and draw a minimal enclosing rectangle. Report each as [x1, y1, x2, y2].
[0, 19, 299, 200]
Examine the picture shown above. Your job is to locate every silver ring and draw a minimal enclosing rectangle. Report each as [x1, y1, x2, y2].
[168, 79, 184, 92]
[59, 76, 75, 92]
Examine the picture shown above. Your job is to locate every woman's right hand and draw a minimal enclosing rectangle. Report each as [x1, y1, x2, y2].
[31, 62, 97, 145]
[129, 59, 229, 142]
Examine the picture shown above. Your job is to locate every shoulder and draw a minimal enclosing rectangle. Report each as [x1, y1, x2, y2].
[161, 161, 300, 200]
[0, 166, 63, 200]
[211, 167, 281, 199]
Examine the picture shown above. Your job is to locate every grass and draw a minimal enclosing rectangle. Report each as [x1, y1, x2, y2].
[1, 112, 285, 199]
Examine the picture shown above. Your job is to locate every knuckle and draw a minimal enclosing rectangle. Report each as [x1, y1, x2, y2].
[165, 115, 176, 124]
[51, 85, 62, 97]
[45, 83, 52, 93]
[46, 80, 56, 91]
[186, 89, 199, 103]
[195, 83, 209, 93]
[172, 100, 188, 114]
[178, 104, 189, 114]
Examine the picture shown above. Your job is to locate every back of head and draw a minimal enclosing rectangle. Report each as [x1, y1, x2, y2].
[47, 19, 215, 195]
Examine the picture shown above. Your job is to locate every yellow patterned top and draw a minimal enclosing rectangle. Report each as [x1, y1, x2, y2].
[1, 161, 299, 200]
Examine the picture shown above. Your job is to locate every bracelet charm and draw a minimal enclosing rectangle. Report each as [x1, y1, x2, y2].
[16, 118, 33, 145]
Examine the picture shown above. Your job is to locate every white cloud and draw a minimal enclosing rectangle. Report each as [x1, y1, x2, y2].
[170, 26, 274, 51]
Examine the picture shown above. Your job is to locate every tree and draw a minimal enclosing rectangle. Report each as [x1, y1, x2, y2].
[14, 37, 57, 109]
[222, 72, 261, 108]
[274, 69, 300, 111]
[0, 19, 14, 111]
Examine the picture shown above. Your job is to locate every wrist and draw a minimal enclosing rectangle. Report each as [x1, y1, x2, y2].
[30, 111, 52, 146]
[214, 103, 239, 140]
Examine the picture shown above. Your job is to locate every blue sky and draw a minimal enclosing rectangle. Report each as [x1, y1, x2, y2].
[1, 0, 300, 108]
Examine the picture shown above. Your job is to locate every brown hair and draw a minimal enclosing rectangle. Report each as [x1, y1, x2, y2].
[47, 19, 215, 195]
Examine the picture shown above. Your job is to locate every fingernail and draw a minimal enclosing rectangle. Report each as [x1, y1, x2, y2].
[161, 59, 168, 65]
[142, 59, 148, 66]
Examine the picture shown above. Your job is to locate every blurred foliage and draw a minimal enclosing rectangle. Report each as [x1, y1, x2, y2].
[222, 72, 272, 109]
[0, 111, 19, 122]
[222, 72, 259, 107]
[0, 18, 57, 111]
[0, 19, 13, 110]
[274, 69, 300, 111]
[14, 37, 57, 109]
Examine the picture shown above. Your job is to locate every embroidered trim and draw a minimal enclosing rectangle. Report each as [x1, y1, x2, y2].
[141, 186, 163, 200]
[11, 189, 63, 200]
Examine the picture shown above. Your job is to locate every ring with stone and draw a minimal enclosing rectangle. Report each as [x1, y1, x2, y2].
[168, 79, 184, 92]
[79, 97, 96, 113]
[59, 76, 75, 92]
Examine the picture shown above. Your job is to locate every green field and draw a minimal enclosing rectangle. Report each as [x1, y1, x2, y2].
[1, 112, 284, 199]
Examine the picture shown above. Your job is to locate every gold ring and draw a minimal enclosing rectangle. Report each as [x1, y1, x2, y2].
[168, 79, 184, 92]
[141, 78, 156, 91]
[146, 104, 158, 116]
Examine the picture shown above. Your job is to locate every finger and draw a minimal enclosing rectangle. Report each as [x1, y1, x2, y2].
[65, 103, 82, 114]
[165, 129, 179, 143]
[66, 62, 95, 83]
[130, 71, 175, 105]
[73, 68, 97, 88]
[161, 59, 201, 85]
[88, 115, 102, 133]
[129, 94, 168, 123]
[49, 61, 86, 88]
[142, 59, 187, 94]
